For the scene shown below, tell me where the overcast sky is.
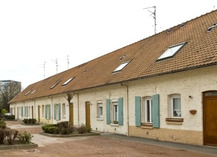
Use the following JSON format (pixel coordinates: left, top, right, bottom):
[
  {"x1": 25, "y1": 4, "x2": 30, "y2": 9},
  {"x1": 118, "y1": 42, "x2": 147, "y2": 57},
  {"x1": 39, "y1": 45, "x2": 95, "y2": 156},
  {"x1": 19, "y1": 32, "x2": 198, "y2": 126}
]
[{"x1": 0, "y1": 0, "x2": 216, "y2": 88}]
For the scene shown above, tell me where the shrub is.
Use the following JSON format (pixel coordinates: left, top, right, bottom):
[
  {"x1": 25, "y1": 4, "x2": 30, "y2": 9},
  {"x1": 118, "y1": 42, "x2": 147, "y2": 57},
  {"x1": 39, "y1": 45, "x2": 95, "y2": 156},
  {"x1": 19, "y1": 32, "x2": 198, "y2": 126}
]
[
  {"x1": 0, "y1": 129, "x2": 6, "y2": 144},
  {"x1": 17, "y1": 131, "x2": 33, "y2": 144},
  {"x1": 0, "y1": 119, "x2": 6, "y2": 129},
  {"x1": 5, "y1": 128, "x2": 19, "y2": 145},
  {"x1": 1, "y1": 109, "x2": 7, "y2": 116},
  {"x1": 57, "y1": 121, "x2": 74, "y2": 134},
  {"x1": 23, "y1": 118, "x2": 37, "y2": 124},
  {"x1": 42, "y1": 124, "x2": 59, "y2": 134},
  {"x1": 77, "y1": 125, "x2": 87, "y2": 134},
  {"x1": 4, "y1": 115, "x2": 15, "y2": 120}
]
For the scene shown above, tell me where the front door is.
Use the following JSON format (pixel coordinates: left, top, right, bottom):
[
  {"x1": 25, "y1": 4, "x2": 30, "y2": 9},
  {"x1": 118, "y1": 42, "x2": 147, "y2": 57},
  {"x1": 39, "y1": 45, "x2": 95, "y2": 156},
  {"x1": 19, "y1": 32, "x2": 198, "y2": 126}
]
[
  {"x1": 203, "y1": 91, "x2": 217, "y2": 146},
  {"x1": 38, "y1": 106, "x2": 40, "y2": 123},
  {"x1": 69, "y1": 103, "x2": 74, "y2": 126},
  {"x1": 85, "y1": 102, "x2": 91, "y2": 128}
]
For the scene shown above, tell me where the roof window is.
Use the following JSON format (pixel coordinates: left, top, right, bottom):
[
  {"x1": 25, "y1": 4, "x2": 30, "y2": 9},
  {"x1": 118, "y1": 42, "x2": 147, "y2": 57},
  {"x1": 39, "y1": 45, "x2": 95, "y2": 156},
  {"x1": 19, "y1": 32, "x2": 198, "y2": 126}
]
[
  {"x1": 157, "y1": 42, "x2": 186, "y2": 60},
  {"x1": 113, "y1": 61, "x2": 130, "y2": 73},
  {"x1": 25, "y1": 90, "x2": 31, "y2": 96},
  {"x1": 62, "y1": 77, "x2": 74, "y2": 86},
  {"x1": 31, "y1": 90, "x2": 36, "y2": 94},
  {"x1": 50, "y1": 80, "x2": 61, "y2": 89},
  {"x1": 207, "y1": 23, "x2": 217, "y2": 32}
]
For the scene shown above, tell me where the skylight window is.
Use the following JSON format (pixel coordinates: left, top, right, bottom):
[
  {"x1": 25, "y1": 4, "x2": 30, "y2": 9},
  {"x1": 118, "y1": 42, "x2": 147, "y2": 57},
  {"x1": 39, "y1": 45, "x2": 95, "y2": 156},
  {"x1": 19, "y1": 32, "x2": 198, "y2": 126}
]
[
  {"x1": 25, "y1": 90, "x2": 31, "y2": 96},
  {"x1": 157, "y1": 42, "x2": 186, "y2": 60},
  {"x1": 207, "y1": 23, "x2": 217, "y2": 32},
  {"x1": 62, "y1": 77, "x2": 74, "y2": 86},
  {"x1": 31, "y1": 90, "x2": 36, "y2": 94},
  {"x1": 113, "y1": 61, "x2": 130, "y2": 73},
  {"x1": 50, "y1": 80, "x2": 61, "y2": 89}
]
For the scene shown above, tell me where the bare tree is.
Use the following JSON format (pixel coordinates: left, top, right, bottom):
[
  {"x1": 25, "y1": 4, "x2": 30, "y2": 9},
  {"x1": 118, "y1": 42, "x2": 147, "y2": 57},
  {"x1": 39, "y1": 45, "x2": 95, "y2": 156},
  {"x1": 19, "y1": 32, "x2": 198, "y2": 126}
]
[{"x1": 65, "y1": 92, "x2": 73, "y2": 126}]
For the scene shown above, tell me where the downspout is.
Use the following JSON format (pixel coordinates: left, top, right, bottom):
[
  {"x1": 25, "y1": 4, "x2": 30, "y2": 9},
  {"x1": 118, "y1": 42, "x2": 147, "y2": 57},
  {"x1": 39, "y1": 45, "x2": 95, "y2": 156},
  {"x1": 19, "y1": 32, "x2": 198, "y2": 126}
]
[{"x1": 121, "y1": 82, "x2": 129, "y2": 136}]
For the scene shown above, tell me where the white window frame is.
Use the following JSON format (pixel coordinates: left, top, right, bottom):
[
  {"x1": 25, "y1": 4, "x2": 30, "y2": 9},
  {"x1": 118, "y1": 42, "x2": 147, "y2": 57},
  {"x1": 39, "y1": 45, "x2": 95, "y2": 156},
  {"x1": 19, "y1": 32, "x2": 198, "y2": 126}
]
[
  {"x1": 55, "y1": 104, "x2": 60, "y2": 121},
  {"x1": 170, "y1": 94, "x2": 181, "y2": 118},
  {"x1": 46, "y1": 105, "x2": 50, "y2": 119},
  {"x1": 62, "y1": 103, "x2": 66, "y2": 118},
  {"x1": 113, "y1": 102, "x2": 118, "y2": 122},
  {"x1": 144, "y1": 97, "x2": 153, "y2": 123},
  {"x1": 42, "y1": 105, "x2": 45, "y2": 117},
  {"x1": 97, "y1": 101, "x2": 103, "y2": 119}
]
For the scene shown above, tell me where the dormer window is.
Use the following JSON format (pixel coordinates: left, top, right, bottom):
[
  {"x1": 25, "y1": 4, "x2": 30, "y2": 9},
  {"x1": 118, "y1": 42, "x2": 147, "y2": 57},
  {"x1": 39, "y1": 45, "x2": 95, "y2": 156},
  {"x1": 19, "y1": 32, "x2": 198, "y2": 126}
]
[
  {"x1": 157, "y1": 42, "x2": 186, "y2": 60},
  {"x1": 113, "y1": 61, "x2": 130, "y2": 73},
  {"x1": 62, "y1": 77, "x2": 74, "y2": 86}
]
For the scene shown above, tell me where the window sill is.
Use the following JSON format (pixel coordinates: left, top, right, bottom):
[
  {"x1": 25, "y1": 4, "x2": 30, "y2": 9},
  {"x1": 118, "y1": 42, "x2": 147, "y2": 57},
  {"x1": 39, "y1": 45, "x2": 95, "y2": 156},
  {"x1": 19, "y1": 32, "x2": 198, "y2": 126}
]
[
  {"x1": 166, "y1": 118, "x2": 184, "y2": 125},
  {"x1": 110, "y1": 123, "x2": 119, "y2": 127},
  {"x1": 141, "y1": 123, "x2": 153, "y2": 129},
  {"x1": 97, "y1": 117, "x2": 104, "y2": 121}
]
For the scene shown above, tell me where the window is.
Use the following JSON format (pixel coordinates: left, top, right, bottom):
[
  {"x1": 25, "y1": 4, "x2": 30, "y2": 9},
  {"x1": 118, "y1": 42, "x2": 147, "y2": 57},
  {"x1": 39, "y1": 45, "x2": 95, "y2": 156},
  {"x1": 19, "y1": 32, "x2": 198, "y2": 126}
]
[
  {"x1": 42, "y1": 105, "x2": 45, "y2": 117},
  {"x1": 97, "y1": 101, "x2": 103, "y2": 119},
  {"x1": 54, "y1": 104, "x2": 61, "y2": 121},
  {"x1": 25, "y1": 90, "x2": 31, "y2": 96},
  {"x1": 113, "y1": 61, "x2": 130, "y2": 73},
  {"x1": 170, "y1": 94, "x2": 181, "y2": 118},
  {"x1": 62, "y1": 103, "x2": 66, "y2": 118},
  {"x1": 62, "y1": 77, "x2": 74, "y2": 86},
  {"x1": 143, "y1": 97, "x2": 153, "y2": 124},
  {"x1": 50, "y1": 80, "x2": 61, "y2": 89},
  {"x1": 45, "y1": 105, "x2": 51, "y2": 119},
  {"x1": 113, "y1": 102, "x2": 118, "y2": 123},
  {"x1": 157, "y1": 42, "x2": 186, "y2": 60},
  {"x1": 207, "y1": 23, "x2": 217, "y2": 32}
]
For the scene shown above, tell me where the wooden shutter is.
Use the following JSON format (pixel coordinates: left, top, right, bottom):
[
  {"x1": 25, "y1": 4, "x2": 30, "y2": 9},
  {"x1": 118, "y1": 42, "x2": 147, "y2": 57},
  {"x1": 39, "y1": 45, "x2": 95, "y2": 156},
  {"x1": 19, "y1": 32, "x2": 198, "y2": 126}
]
[
  {"x1": 152, "y1": 94, "x2": 160, "y2": 128},
  {"x1": 135, "y1": 96, "x2": 141, "y2": 127},
  {"x1": 106, "y1": 99, "x2": 111, "y2": 124},
  {"x1": 118, "y1": 98, "x2": 123, "y2": 125}
]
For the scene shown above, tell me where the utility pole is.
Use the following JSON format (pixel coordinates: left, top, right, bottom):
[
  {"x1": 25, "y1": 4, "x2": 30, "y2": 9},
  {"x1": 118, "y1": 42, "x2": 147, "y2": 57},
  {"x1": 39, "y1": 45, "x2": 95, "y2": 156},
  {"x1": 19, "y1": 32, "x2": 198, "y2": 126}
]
[{"x1": 143, "y1": 6, "x2": 157, "y2": 34}]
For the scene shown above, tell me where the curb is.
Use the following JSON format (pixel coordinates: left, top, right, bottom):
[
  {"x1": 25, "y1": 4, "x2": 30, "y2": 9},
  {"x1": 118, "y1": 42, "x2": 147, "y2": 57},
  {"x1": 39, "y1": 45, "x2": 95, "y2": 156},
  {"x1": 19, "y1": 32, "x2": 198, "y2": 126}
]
[
  {"x1": 0, "y1": 143, "x2": 38, "y2": 150},
  {"x1": 40, "y1": 132, "x2": 100, "y2": 137}
]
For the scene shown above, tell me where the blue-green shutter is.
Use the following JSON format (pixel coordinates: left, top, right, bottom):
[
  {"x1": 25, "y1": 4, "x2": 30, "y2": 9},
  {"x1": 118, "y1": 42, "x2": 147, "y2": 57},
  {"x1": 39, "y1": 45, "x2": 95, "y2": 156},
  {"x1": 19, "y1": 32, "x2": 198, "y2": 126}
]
[
  {"x1": 59, "y1": 103, "x2": 61, "y2": 120},
  {"x1": 45, "y1": 105, "x2": 47, "y2": 119},
  {"x1": 135, "y1": 96, "x2": 141, "y2": 127},
  {"x1": 106, "y1": 99, "x2": 111, "y2": 124},
  {"x1": 21, "y1": 107, "x2": 23, "y2": 117},
  {"x1": 54, "y1": 104, "x2": 56, "y2": 120},
  {"x1": 49, "y1": 105, "x2": 51, "y2": 119},
  {"x1": 118, "y1": 98, "x2": 123, "y2": 125},
  {"x1": 152, "y1": 94, "x2": 160, "y2": 128}
]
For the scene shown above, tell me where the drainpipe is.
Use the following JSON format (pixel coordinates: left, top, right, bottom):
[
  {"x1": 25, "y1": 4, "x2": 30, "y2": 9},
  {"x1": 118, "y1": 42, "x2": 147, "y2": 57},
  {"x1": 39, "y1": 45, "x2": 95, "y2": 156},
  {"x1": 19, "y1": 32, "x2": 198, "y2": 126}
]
[{"x1": 121, "y1": 82, "x2": 129, "y2": 136}]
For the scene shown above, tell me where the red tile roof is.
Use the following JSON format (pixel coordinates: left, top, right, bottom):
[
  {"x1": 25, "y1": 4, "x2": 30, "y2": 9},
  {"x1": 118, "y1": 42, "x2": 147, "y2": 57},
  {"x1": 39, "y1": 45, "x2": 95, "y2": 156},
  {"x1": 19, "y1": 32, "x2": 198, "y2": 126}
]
[{"x1": 10, "y1": 10, "x2": 217, "y2": 103}]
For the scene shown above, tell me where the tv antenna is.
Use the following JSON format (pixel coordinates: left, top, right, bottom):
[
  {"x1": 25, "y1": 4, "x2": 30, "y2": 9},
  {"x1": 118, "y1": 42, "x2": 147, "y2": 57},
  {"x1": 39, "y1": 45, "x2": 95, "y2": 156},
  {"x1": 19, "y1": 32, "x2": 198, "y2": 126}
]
[
  {"x1": 43, "y1": 61, "x2": 46, "y2": 78},
  {"x1": 143, "y1": 6, "x2": 156, "y2": 34}
]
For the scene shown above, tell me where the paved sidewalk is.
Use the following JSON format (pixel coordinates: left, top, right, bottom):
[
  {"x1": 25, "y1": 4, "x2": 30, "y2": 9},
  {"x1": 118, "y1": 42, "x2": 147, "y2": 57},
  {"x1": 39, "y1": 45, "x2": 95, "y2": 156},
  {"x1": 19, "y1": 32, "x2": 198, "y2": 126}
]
[{"x1": 102, "y1": 133, "x2": 217, "y2": 156}]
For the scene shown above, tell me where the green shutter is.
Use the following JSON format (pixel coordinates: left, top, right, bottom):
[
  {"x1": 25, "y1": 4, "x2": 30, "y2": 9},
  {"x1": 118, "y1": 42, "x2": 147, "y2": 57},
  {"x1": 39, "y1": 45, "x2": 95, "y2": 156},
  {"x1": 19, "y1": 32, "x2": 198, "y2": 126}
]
[
  {"x1": 21, "y1": 107, "x2": 23, "y2": 117},
  {"x1": 45, "y1": 105, "x2": 47, "y2": 119},
  {"x1": 135, "y1": 96, "x2": 141, "y2": 127},
  {"x1": 59, "y1": 103, "x2": 61, "y2": 120},
  {"x1": 118, "y1": 98, "x2": 123, "y2": 125},
  {"x1": 54, "y1": 104, "x2": 56, "y2": 120},
  {"x1": 49, "y1": 105, "x2": 51, "y2": 119},
  {"x1": 152, "y1": 94, "x2": 160, "y2": 128},
  {"x1": 106, "y1": 99, "x2": 111, "y2": 124}
]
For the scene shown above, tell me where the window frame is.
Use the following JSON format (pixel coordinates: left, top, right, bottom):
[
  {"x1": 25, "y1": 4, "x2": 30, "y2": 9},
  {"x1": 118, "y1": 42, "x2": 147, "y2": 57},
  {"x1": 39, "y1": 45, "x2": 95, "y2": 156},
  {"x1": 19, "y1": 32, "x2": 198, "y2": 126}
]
[
  {"x1": 157, "y1": 42, "x2": 186, "y2": 60},
  {"x1": 62, "y1": 103, "x2": 66, "y2": 118},
  {"x1": 42, "y1": 105, "x2": 45, "y2": 117},
  {"x1": 113, "y1": 61, "x2": 130, "y2": 73},
  {"x1": 97, "y1": 101, "x2": 103, "y2": 119},
  {"x1": 170, "y1": 94, "x2": 181, "y2": 118},
  {"x1": 112, "y1": 101, "x2": 119, "y2": 123},
  {"x1": 144, "y1": 97, "x2": 153, "y2": 123}
]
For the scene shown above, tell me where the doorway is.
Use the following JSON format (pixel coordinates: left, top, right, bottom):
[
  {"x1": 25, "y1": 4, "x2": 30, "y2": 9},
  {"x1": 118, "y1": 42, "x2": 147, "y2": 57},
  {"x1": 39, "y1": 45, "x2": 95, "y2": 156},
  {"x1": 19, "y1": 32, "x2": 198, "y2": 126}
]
[
  {"x1": 38, "y1": 106, "x2": 40, "y2": 123},
  {"x1": 69, "y1": 103, "x2": 74, "y2": 126},
  {"x1": 203, "y1": 91, "x2": 217, "y2": 146}
]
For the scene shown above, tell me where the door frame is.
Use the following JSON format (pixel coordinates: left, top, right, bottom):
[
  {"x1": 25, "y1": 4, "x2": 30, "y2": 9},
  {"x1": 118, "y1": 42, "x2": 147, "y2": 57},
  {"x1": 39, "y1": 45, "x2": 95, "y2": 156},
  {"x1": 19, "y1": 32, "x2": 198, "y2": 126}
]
[{"x1": 203, "y1": 90, "x2": 217, "y2": 146}]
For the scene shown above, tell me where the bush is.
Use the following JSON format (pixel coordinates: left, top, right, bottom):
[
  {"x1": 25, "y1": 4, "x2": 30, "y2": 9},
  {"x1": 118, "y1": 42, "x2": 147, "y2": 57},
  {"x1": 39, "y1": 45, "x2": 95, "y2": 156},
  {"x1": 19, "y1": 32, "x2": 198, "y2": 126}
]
[
  {"x1": 77, "y1": 125, "x2": 87, "y2": 134},
  {"x1": 17, "y1": 131, "x2": 33, "y2": 144},
  {"x1": 4, "y1": 115, "x2": 15, "y2": 120},
  {"x1": 5, "y1": 128, "x2": 19, "y2": 145},
  {"x1": 0, "y1": 119, "x2": 6, "y2": 129},
  {"x1": 0, "y1": 129, "x2": 6, "y2": 144},
  {"x1": 42, "y1": 124, "x2": 59, "y2": 134},
  {"x1": 1, "y1": 109, "x2": 7, "y2": 116},
  {"x1": 23, "y1": 118, "x2": 37, "y2": 124}
]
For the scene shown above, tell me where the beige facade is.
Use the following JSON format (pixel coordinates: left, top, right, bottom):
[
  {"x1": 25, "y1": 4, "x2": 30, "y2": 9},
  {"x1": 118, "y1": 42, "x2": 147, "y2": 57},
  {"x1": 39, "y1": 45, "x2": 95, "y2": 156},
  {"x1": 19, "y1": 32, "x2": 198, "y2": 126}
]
[{"x1": 10, "y1": 65, "x2": 217, "y2": 145}]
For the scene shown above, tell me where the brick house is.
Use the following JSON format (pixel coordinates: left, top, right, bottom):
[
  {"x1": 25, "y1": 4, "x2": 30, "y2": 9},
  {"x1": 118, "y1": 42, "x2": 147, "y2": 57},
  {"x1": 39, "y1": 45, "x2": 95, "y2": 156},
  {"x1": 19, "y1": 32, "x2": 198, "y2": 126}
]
[{"x1": 10, "y1": 10, "x2": 217, "y2": 146}]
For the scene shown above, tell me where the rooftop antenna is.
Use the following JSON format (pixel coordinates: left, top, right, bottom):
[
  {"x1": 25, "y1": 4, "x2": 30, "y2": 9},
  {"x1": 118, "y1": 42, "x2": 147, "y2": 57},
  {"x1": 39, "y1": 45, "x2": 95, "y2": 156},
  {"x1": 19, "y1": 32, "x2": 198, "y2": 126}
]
[
  {"x1": 67, "y1": 55, "x2": 69, "y2": 69},
  {"x1": 143, "y1": 6, "x2": 156, "y2": 34},
  {"x1": 43, "y1": 61, "x2": 46, "y2": 78},
  {"x1": 55, "y1": 58, "x2": 58, "y2": 73}
]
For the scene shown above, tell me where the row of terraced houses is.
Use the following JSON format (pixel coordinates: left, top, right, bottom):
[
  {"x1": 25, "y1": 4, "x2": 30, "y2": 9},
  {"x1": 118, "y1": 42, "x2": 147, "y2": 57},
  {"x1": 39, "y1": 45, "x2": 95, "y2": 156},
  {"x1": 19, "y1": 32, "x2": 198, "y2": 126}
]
[{"x1": 10, "y1": 10, "x2": 217, "y2": 147}]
